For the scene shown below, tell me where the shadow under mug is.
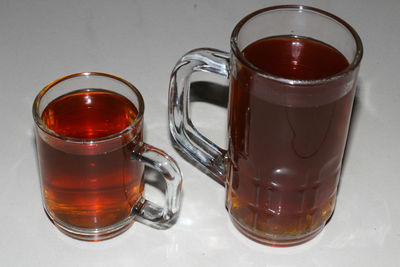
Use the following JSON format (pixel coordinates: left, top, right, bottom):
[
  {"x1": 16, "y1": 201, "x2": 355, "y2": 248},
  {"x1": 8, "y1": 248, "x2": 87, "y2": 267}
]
[
  {"x1": 169, "y1": 5, "x2": 362, "y2": 246},
  {"x1": 33, "y1": 72, "x2": 182, "y2": 241}
]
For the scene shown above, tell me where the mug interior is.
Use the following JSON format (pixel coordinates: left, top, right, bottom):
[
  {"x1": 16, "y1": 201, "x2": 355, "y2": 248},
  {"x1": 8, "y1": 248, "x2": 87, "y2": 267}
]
[
  {"x1": 32, "y1": 72, "x2": 145, "y2": 143},
  {"x1": 231, "y1": 5, "x2": 363, "y2": 84}
]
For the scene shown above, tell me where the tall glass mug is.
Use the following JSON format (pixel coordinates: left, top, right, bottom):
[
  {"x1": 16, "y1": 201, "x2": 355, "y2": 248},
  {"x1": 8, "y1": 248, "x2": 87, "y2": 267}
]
[
  {"x1": 33, "y1": 72, "x2": 182, "y2": 241},
  {"x1": 169, "y1": 5, "x2": 362, "y2": 246}
]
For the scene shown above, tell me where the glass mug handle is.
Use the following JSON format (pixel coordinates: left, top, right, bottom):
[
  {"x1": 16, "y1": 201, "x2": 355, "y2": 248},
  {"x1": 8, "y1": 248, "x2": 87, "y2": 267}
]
[
  {"x1": 132, "y1": 142, "x2": 183, "y2": 229},
  {"x1": 169, "y1": 48, "x2": 230, "y2": 183}
]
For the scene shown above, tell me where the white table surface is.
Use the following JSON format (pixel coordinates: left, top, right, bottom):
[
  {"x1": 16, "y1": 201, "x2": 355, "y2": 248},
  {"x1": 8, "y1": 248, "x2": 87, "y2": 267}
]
[{"x1": 1, "y1": 0, "x2": 399, "y2": 266}]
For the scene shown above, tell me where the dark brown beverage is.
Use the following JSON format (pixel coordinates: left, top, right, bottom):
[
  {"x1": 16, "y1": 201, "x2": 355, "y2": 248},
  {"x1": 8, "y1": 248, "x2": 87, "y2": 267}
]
[
  {"x1": 226, "y1": 36, "x2": 354, "y2": 243},
  {"x1": 37, "y1": 89, "x2": 144, "y2": 229}
]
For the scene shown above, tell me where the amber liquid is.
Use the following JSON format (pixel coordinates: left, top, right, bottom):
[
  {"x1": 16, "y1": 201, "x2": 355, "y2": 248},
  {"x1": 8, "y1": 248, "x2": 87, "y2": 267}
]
[
  {"x1": 226, "y1": 36, "x2": 354, "y2": 243},
  {"x1": 37, "y1": 89, "x2": 144, "y2": 229}
]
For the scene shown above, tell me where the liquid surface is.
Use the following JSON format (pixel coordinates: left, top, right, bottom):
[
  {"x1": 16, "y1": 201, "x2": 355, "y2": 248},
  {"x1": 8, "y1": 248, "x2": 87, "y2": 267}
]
[
  {"x1": 41, "y1": 89, "x2": 137, "y2": 139},
  {"x1": 226, "y1": 36, "x2": 353, "y2": 243},
  {"x1": 38, "y1": 90, "x2": 144, "y2": 229},
  {"x1": 242, "y1": 36, "x2": 348, "y2": 80}
]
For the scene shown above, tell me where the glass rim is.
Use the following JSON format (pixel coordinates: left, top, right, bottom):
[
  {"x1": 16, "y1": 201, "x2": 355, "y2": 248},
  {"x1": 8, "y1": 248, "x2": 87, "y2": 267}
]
[
  {"x1": 32, "y1": 72, "x2": 145, "y2": 144},
  {"x1": 230, "y1": 5, "x2": 364, "y2": 85}
]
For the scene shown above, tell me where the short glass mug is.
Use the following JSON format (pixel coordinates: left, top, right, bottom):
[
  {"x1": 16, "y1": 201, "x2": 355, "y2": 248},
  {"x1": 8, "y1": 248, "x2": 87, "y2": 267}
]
[
  {"x1": 33, "y1": 72, "x2": 182, "y2": 241},
  {"x1": 169, "y1": 5, "x2": 362, "y2": 246}
]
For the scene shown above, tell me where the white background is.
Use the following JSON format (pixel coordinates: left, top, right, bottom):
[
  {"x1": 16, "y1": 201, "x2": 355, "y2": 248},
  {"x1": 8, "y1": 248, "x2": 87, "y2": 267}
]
[{"x1": 1, "y1": 0, "x2": 399, "y2": 266}]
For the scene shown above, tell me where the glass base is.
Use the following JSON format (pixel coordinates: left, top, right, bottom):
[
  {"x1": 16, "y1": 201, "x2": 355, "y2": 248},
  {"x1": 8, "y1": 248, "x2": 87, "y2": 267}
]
[
  {"x1": 45, "y1": 208, "x2": 135, "y2": 241},
  {"x1": 230, "y1": 216, "x2": 325, "y2": 247}
]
